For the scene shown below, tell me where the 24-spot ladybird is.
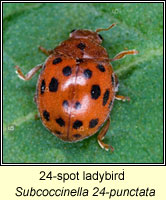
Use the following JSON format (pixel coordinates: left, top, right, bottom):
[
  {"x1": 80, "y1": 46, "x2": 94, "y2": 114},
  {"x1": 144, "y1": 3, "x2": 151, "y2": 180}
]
[{"x1": 15, "y1": 24, "x2": 138, "y2": 151}]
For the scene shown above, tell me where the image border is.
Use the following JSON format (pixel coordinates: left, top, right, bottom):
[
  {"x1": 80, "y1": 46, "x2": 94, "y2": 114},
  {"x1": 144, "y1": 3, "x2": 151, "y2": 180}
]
[{"x1": 1, "y1": 0, "x2": 165, "y2": 166}]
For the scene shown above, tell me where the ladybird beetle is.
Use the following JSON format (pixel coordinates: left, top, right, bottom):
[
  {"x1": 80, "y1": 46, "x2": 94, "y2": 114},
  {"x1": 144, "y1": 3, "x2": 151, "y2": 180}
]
[{"x1": 15, "y1": 24, "x2": 138, "y2": 151}]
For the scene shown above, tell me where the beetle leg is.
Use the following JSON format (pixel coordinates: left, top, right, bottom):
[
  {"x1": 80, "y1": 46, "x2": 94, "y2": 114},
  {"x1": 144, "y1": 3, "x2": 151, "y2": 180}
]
[
  {"x1": 110, "y1": 49, "x2": 138, "y2": 62},
  {"x1": 96, "y1": 23, "x2": 117, "y2": 33},
  {"x1": 97, "y1": 118, "x2": 114, "y2": 152},
  {"x1": 115, "y1": 95, "x2": 130, "y2": 101},
  {"x1": 15, "y1": 64, "x2": 42, "y2": 81},
  {"x1": 39, "y1": 46, "x2": 53, "y2": 56}
]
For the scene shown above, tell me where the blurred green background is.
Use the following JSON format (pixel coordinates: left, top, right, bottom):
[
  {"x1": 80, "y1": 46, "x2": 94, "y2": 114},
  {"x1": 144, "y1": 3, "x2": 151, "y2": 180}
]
[{"x1": 3, "y1": 3, "x2": 163, "y2": 163}]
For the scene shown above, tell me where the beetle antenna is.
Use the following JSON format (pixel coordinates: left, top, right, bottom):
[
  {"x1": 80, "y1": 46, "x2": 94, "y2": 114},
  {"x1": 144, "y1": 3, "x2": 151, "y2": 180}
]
[{"x1": 96, "y1": 23, "x2": 117, "y2": 33}]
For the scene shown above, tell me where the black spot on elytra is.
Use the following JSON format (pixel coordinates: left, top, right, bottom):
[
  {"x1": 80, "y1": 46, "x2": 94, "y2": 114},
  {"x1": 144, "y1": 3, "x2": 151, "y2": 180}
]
[
  {"x1": 49, "y1": 78, "x2": 58, "y2": 92},
  {"x1": 77, "y1": 42, "x2": 86, "y2": 50},
  {"x1": 91, "y1": 85, "x2": 101, "y2": 99},
  {"x1": 74, "y1": 101, "x2": 81, "y2": 110},
  {"x1": 53, "y1": 57, "x2": 62, "y2": 65},
  {"x1": 84, "y1": 69, "x2": 92, "y2": 79},
  {"x1": 103, "y1": 89, "x2": 110, "y2": 106},
  {"x1": 55, "y1": 131, "x2": 62, "y2": 135},
  {"x1": 63, "y1": 100, "x2": 69, "y2": 109},
  {"x1": 43, "y1": 110, "x2": 50, "y2": 121},
  {"x1": 89, "y1": 118, "x2": 99, "y2": 128},
  {"x1": 73, "y1": 120, "x2": 83, "y2": 129},
  {"x1": 73, "y1": 134, "x2": 81, "y2": 138},
  {"x1": 56, "y1": 117, "x2": 65, "y2": 127},
  {"x1": 63, "y1": 66, "x2": 72, "y2": 76},
  {"x1": 41, "y1": 79, "x2": 45, "y2": 94},
  {"x1": 97, "y1": 64, "x2": 105, "y2": 72}
]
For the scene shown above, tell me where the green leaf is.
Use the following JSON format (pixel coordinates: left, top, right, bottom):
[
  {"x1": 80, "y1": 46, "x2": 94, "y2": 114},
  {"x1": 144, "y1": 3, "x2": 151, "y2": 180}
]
[{"x1": 3, "y1": 3, "x2": 163, "y2": 163}]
